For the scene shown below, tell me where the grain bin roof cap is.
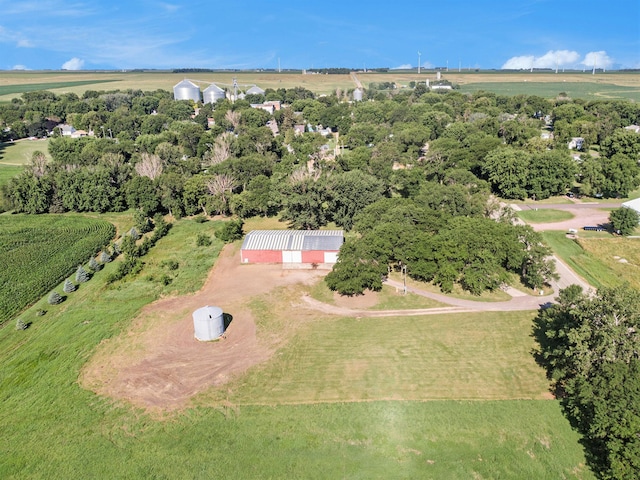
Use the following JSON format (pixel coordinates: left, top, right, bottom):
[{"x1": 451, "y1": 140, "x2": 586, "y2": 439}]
[{"x1": 174, "y1": 79, "x2": 199, "y2": 89}]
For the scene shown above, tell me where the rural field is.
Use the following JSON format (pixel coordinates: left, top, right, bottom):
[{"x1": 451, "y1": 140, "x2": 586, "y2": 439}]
[
  {"x1": 4, "y1": 69, "x2": 638, "y2": 478},
  {"x1": 0, "y1": 70, "x2": 639, "y2": 101},
  {"x1": 0, "y1": 214, "x2": 595, "y2": 479}
]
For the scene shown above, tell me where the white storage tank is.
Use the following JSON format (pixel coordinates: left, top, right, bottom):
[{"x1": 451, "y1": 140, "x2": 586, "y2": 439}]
[
  {"x1": 353, "y1": 88, "x2": 363, "y2": 101},
  {"x1": 192, "y1": 306, "x2": 224, "y2": 341},
  {"x1": 203, "y1": 83, "x2": 226, "y2": 104},
  {"x1": 173, "y1": 79, "x2": 201, "y2": 102}
]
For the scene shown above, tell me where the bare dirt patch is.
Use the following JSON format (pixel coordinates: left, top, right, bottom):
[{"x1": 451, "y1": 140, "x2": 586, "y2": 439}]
[
  {"x1": 79, "y1": 244, "x2": 325, "y2": 411},
  {"x1": 332, "y1": 289, "x2": 379, "y2": 309}
]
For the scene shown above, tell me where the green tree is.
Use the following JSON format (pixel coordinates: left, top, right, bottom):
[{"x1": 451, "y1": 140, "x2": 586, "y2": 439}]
[
  {"x1": 482, "y1": 147, "x2": 529, "y2": 199},
  {"x1": 63, "y1": 278, "x2": 76, "y2": 293},
  {"x1": 609, "y1": 207, "x2": 639, "y2": 235},
  {"x1": 533, "y1": 285, "x2": 640, "y2": 479},
  {"x1": 75, "y1": 264, "x2": 90, "y2": 283}
]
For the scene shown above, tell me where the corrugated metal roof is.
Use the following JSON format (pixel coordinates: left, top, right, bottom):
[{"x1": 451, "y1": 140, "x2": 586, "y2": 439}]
[{"x1": 241, "y1": 230, "x2": 344, "y2": 251}]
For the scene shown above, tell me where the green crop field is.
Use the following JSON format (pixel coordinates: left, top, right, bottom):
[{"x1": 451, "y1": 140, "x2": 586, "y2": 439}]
[
  {"x1": 459, "y1": 81, "x2": 640, "y2": 101},
  {"x1": 0, "y1": 79, "x2": 117, "y2": 97},
  {"x1": 0, "y1": 214, "x2": 592, "y2": 479},
  {"x1": 0, "y1": 214, "x2": 115, "y2": 325}
]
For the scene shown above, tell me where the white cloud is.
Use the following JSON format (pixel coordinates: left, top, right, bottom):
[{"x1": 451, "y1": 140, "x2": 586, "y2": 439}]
[
  {"x1": 11, "y1": 64, "x2": 28, "y2": 70},
  {"x1": 581, "y1": 51, "x2": 613, "y2": 69},
  {"x1": 61, "y1": 57, "x2": 84, "y2": 70},
  {"x1": 17, "y1": 38, "x2": 33, "y2": 47},
  {"x1": 392, "y1": 64, "x2": 413, "y2": 70},
  {"x1": 502, "y1": 49, "x2": 580, "y2": 69}
]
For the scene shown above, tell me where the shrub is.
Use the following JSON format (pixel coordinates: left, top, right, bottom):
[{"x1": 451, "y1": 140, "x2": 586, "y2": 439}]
[
  {"x1": 75, "y1": 265, "x2": 90, "y2": 283},
  {"x1": 194, "y1": 215, "x2": 208, "y2": 223},
  {"x1": 196, "y1": 233, "x2": 212, "y2": 247},
  {"x1": 217, "y1": 219, "x2": 244, "y2": 243},
  {"x1": 88, "y1": 257, "x2": 100, "y2": 272},
  {"x1": 134, "y1": 210, "x2": 153, "y2": 234},
  {"x1": 15, "y1": 318, "x2": 28, "y2": 330},
  {"x1": 159, "y1": 274, "x2": 173, "y2": 286},
  {"x1": 36, "y1": 309, "x2": 47, "y2": 317},
  {"x1": 63, "y1": 278, "x2": 76, "y2": 293},
  {"x1": 48, "y1": 291, "x2": 63, "y2": 305},
  {"x1": 129, "y1": 227, "x2": 140, "y2": 240},
  {"x1": 160, "y1": 259, "x2": 179, "y2": 270},
  {"x1": 100, "y1": 251, "x2": 112, "y2": 263}
]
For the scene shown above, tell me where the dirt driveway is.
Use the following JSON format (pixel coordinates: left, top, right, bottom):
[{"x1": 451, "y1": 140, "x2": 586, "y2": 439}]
[
  {"x1": 513, "y1": 202, "x2": 620, "y2": 232},
  {"x1": 80, "y1": 244, "x2": 325, "y2": 411}
]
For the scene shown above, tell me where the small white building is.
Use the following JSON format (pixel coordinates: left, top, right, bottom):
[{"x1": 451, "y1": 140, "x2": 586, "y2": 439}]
[{"x1": 621, "y1": 198, "x2": 640, "y2": 220}]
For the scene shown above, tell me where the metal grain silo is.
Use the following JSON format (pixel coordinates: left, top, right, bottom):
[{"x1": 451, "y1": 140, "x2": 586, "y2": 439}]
[
  {"x1": 203, "y1": 84, "x2": 226, "y2": 104},
  {"x1": 353, "y1": 88, "x2": 363, "y2": 101},
  {"x1": 192, "y1": 306, "x2": 224, "y2": 341},
  {"x1": 173, "y1": 79, "x2": 201, "y2": 102}
]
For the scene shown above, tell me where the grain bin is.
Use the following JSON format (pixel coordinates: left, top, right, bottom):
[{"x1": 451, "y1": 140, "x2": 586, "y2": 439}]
[
  {"x1": 192, "y1": 306, "x2": 224, "y2": 341},
  {"x1": 203, "y1": 83, "x2": 226, "y2": 104},
  {"x1": 353, "y1": 88, "x2": 363, "y2": 101},
  {"x1": 173, "y1": 79, "x2": 201, "y2": 102}
]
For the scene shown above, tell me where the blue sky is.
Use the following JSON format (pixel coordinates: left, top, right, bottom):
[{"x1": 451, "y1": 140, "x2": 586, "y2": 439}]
[{"x1": 1, "y1": 0, "x2": 638, "y2": 71}]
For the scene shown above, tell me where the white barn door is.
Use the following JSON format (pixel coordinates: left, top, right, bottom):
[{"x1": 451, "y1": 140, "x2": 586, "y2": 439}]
[{"x1": 282, "y1": 251, "x2": 302, "y2": 263}]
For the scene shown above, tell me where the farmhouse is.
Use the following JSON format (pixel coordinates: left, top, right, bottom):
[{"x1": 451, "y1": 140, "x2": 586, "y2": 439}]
[{"x1": 240, "y1": 230, "x2": 344, "y2": 266}]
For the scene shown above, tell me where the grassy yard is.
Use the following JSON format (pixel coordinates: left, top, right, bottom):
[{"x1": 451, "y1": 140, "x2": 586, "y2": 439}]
[
  {"x1": 204, "y1": 300, "x2": 550, "y2": 404},
  {"x1": 0, "y1": 139, "x2": 51, "y2": 165},
  {"x1": 517, "y1": 209, "x2": 575, "y2": 223},
  {"x1": 309, "y1": 280, "x2": 446, "y2": 310},
  {"x1": 0, "y1": 165, "x2": 22, "y2": 188}
]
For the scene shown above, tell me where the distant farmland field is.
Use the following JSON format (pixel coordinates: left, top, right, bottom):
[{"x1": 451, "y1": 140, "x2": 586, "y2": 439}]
[
  {"x1": 459, "y1": 81, "x2": 640, "y2": 101},
  {"x1": 0, "y1": 79, "x2": 117, "y2": 98},
  {"x1": 1, "y1": 70, "x2": 639, "y2": 101}
]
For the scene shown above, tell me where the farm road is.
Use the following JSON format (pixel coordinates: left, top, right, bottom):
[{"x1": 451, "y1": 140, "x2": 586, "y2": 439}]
[{"x1": 513, "y1": 201, "x2": 621, "y2": 232}]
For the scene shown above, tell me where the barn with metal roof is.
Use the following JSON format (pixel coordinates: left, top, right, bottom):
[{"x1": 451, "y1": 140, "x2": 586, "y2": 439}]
[{"x1": 240, "y1": 230, "x2": 344, "y2": 266}]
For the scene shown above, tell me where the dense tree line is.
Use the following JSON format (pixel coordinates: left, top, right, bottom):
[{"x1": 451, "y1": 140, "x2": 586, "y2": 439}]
[
  {"x1": 1, "y1": 83, "x2": 639, "y2": 292},
  {"x1": 534, "y1": 285, "x2": 640, "y2": 479}
]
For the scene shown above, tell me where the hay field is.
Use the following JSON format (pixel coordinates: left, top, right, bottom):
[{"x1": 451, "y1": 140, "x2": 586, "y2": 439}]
[
  {"x1": 0, "y1": 71, "x2": 354, "y2": 101},
  {"x1": 1, "y1": 70, "x2": 639, "y2": 101}
]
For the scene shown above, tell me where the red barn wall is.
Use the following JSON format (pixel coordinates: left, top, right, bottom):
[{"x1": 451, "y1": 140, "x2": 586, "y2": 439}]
[
  {"x1": 301, "y1": 251, "x2": 326, "y2": 264},
  {"x1": 241, "y1": 250, "x2": 282, "y2": 263}
]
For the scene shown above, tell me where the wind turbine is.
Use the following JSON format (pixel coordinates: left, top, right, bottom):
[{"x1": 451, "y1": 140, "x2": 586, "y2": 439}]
[{"x1": 418, "y1": 51, "x2": 421, "y2": 74}]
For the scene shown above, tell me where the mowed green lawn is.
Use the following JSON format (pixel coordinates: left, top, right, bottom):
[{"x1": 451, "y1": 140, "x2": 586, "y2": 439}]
[
  {"x1": 0, "y1": 139, "x2": 51, "y2": 188},
  {"x1": 517, "y1": 208, "x2": 575, "y2": 223},
  {"x1": 0, "y1": 139, "x2": 51, "y2": 165},
  {"x1": 0, "y1": 214, "x2": 593, "y2": 479},
  {"x1": 204, "y1": 305, "x2": 550, "y2": 405}
]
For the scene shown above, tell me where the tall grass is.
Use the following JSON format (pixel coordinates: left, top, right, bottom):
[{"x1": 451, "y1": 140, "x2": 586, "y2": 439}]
[{"x1": 542, "y1": 231, "x2": 621, "y2": 288}]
